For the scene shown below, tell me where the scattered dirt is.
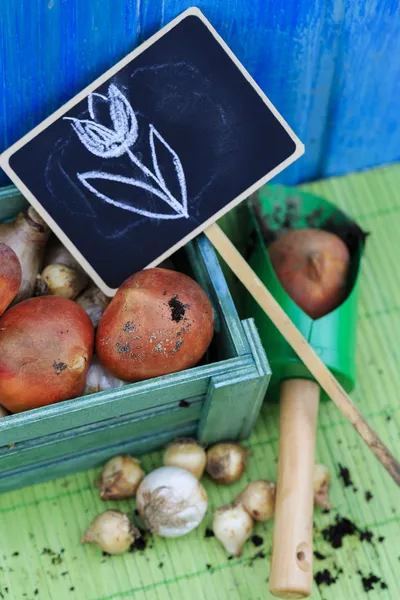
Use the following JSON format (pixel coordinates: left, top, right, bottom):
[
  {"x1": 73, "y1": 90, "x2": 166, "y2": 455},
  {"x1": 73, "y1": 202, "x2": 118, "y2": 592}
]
[
  {"x1": 129, "y1": 528, "x2": 150, "y2": 553},
  {"x1": 321, "y1": 514, "x2": 376, "y2": 550},
  {"x1": 174, "y1": 339, "x2": 184, "y2": 353},
  {"x1": 321, "y1": 516, "x2": 358, "y2": 548},
  {"x1": 130, "y1": 537, "x2": 147, "y2": 551},
  {"x1": 358, "y1": 571, "x2": 388, "y2": 592},
  {"x1": 116, "y1": 342, "x2": 131, "y2": 354},
  {"x1": 251, "y1": 195, "x2": 368, "y2": 259},
  {"x1": 168, "y1": 295, "x2": 189, "y2": 322},
  {"x1": 338, "y1": 464, "x2": 353, "y2": 488},
  {"x1": 53, "y1": 361, "x2": 67, "y2": 375},
  {"x1": 359, "y1": 530, "x2": 373, "y2": 543},
  {"x1": 315, "y1": 569, "x2": 339, "y2": 587},
  {"x1": 251, "y1": 535, "x2": 264, "y2": 547}
]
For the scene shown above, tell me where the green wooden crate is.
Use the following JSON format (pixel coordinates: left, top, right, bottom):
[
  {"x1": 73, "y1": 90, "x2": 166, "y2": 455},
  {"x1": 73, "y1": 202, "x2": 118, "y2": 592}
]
[{"x1": 0, "y1": 185, "x2": 271, "y2": 493}]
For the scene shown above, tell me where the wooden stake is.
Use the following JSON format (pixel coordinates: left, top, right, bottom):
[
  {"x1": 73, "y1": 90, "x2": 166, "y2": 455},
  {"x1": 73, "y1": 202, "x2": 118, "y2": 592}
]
[
  {"x1": 205, "y1": 223, "x2": 400, "y2": 486},
  {"x1": 269, "y1": 380, "x2": 319, "y2": 598}
]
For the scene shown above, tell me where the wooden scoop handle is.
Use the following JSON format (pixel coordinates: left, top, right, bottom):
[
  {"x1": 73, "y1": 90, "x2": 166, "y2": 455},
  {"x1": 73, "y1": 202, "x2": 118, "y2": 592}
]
[
  {"x1": 269, "y1": 379, "x2": 319, "y2": 598},
  {"x1": 205, "y1": 223, "x2": 400, "y2": 486}
]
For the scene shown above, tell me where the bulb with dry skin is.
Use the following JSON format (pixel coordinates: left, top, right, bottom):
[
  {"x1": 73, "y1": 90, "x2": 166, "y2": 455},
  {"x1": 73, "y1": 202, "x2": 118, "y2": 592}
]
[
  {"x1": 0, "y1": 296, "x2": 94, "y2": 413},
  {"x1": 0, "y1": 243, "x2": 22, "y2": 315},
  {"x1": 313, "y1": 463, "x2": 331, "y2": 509},
  {"x1": 76, "y1": 284, "x2": 110, "y2": 328},
  {"x1": 235, "y1": 480, "x2": 276, "y2": 522},
  {"x1": 268, "y1": 228, "x2": 350, "y2": 319},
  {"x1": 136, "y1": 466, "x2": 208, "y2": 538},
  {"x1": 36, "y1": 238, "x2": 89, "y2": 299},
  {"x1": 213, "y1": 504, "x2": 253, "y2": 556},
  {"x1": 206, "y1": 443, "x2": 248, "y2": 484},
  {"x1": 85, "y1": 356, "x2": 126, "y2": 395},
  {"x1": 0, "y1": 206, "x2": 50, "y2": 304},
  {"x1": 36, "y1": 264, "x2": 89, "y2": 299},
  {"x1": 81, "y1": 510, "x2": 139, "y2": 554},
  {"x1": 163, "y1": 438, "x2": 207, "y2": 479},
  {"x1": 98, "y1": 456, "x2": 145, "y2": 500},
  {"x1": 96, "y1": 268, "x2": 214, "y2": 382}
]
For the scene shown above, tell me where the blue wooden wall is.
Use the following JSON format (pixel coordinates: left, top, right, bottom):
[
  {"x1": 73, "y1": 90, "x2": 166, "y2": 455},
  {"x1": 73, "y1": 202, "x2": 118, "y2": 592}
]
[{"x1": 1, "y1": 0, "x2": 399, "y2": 187}]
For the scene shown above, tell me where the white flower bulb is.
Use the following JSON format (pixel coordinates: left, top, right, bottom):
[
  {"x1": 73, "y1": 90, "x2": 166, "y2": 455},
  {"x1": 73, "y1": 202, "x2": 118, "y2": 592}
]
[
  {"x1": 206, "y1": 443, "x2": 248, "y2": 484},
  {"x1": 136, "y1": 466, "x2": 208, "y2": 538},
  {"x1": 235, "y1": 480, "x2": 276, "y2": 522},
  {"x1": 212, "y1": 504, "x2": 253, "y2": 556},
  {"x1": 81, "y1": 510, "x2": 139, "y2": 554},
  {"x1": 163, "y1": 438, "x2": 207, "y2": 479},
  {"x1": 98, "y1": 455, "x2": 144, "y2": 500}
]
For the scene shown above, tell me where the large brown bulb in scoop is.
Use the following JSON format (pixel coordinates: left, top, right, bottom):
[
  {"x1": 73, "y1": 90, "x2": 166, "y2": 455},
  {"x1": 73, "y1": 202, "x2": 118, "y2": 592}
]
[
  {"x1": 268, "y1": 228, "x2": 350, "y2": 319},
  {"x1": 0, "y1": 296, "x2": 94, "y2": 413},
  {"x1": 96, "y1": 268, "x2": 214, "y2": 381}
]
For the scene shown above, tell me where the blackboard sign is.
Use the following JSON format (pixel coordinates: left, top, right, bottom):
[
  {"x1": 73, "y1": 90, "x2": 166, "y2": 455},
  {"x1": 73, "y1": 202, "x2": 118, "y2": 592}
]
[{"x1": 0, "y1": 8, "x2": 303, "y2": 295}]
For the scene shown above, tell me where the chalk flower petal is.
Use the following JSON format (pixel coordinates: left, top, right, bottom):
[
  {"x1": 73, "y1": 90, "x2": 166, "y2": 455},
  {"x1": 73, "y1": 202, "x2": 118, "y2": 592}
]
[
  {"x1": 108, "y1": 84, "x2": 138, "y2": 146},
  {"x1": 66, "y1": 118, "x2": 126, "y2": 158},
  {"x1": 65, "y1": 85, "x2": 138, "y2": 158}
]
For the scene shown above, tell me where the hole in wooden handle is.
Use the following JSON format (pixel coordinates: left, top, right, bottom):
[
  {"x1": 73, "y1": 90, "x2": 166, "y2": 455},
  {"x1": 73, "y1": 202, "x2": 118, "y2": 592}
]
[{"x1": 296, "y1": 542, "x2": 311, "y2": 572}]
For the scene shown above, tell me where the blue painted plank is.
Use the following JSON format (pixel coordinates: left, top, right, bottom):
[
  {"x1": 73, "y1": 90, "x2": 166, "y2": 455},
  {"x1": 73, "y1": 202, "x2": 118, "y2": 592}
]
[
  {"x1": 322, "y1": 0, "x2": 400, "y2": 177},
  {"x1": 0, "y1": 0, "x2": 399, "y2": 188}
]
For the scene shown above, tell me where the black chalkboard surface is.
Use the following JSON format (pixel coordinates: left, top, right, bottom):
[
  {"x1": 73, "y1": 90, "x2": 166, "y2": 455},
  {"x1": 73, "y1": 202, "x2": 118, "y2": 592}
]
[{"x1": 1, "y1": 8, "x2": 303, "y2": 295}]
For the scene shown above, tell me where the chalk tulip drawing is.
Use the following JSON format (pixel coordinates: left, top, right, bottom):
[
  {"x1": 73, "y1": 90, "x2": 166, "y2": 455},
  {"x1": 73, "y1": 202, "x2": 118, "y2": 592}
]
[{"x1": 64, "y1": 83, "x2": 189, "y2": 221}]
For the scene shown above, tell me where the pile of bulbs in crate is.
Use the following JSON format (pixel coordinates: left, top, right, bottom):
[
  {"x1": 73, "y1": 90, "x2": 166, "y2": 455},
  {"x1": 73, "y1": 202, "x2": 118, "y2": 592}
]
[
  {"x1": 0, "y1": 205, "x2": 214, "y2": 414},
  {"x1": 80, "y1": 440, "x2": 330, "y2": 556}
]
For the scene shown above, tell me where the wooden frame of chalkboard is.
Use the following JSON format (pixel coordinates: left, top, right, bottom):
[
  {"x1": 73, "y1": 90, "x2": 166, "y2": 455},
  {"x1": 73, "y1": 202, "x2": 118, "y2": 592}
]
[{"x1": 0, "y1": 7, "x2": 303, "y2": 295}]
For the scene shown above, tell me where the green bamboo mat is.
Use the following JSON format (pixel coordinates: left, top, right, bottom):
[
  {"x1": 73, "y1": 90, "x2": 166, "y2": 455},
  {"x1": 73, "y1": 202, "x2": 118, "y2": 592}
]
[{"x1": 1, "y1": 165, "x2": 399, "y2": 600}]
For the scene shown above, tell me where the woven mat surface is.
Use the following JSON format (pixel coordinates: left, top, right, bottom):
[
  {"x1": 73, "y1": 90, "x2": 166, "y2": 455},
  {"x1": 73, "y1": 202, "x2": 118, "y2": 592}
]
[{"x1": 1, "y1": 165, "x2": 399, "y2": 600}]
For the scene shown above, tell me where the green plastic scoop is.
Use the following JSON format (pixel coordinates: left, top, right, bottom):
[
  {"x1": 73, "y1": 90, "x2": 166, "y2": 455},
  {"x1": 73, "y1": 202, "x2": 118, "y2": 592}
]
[
  {"x1": 246, "y1": 185, "x2": 366, "y2": 598},
  {"x1": 248, "y1": 186, "x2": 365, "y2": 397}
]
